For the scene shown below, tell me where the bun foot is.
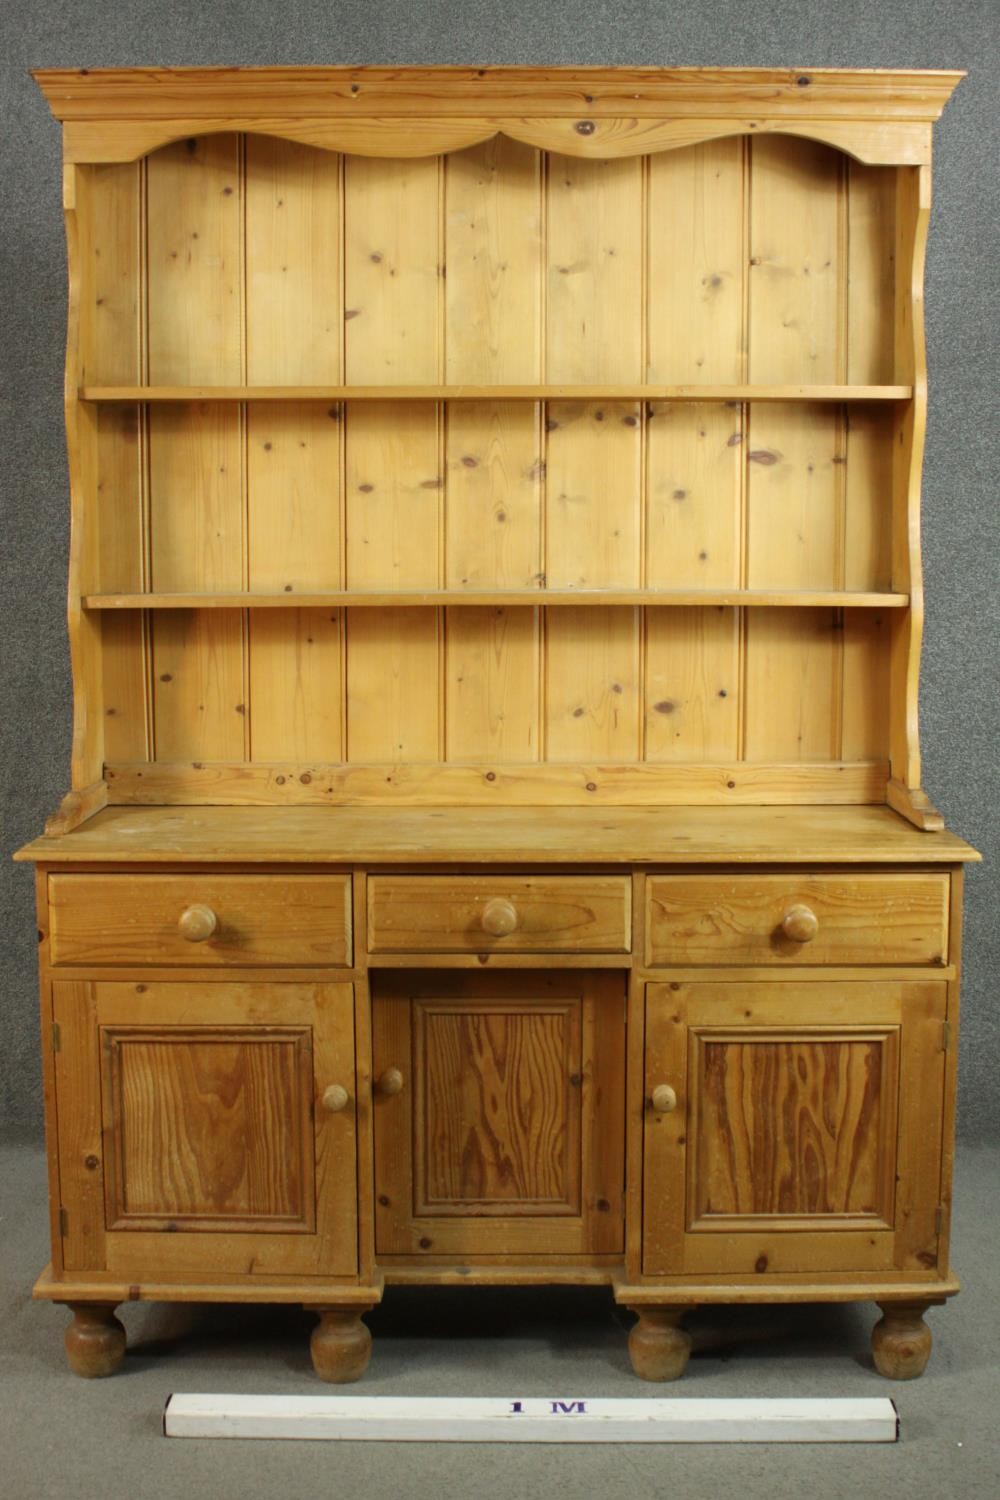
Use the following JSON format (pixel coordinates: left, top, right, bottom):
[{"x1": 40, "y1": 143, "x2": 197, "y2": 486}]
[
  {"x1": 626, "y1": 1305, "x2": 694, "y2": 1381},
  {"x1": 872, "y1": 1301, "x2": 934, "y2": 1380},
  {"x1": 307, "y1": 1306, "x2": 373, "y2": 1383},
  {"x1": 64, "y1": 1303, "x2": 126, "y2": 1378}
]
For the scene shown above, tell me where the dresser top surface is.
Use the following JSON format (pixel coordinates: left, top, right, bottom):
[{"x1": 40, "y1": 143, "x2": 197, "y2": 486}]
[{"x1": 15, "y1": 805, "x2": 979, "y2": 866}]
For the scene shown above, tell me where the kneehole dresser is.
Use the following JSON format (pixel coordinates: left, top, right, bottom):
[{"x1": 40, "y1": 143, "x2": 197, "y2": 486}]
[{"x1": 18, "y1": 65, "x2": 979, "y2": 1383}]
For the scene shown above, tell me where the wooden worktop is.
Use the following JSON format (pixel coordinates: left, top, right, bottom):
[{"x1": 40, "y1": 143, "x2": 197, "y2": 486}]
[{"x1": 15, "y1": 804, "x2": 979, "y2": 866}]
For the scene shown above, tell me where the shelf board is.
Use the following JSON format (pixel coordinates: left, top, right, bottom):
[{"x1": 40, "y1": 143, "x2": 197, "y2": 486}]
[
  {"x1": 84, "y1": 590, "x2": 909, "y2": 611},
  {"x1": 78, "y1": 383, "x2": 913, "y2": 404}
]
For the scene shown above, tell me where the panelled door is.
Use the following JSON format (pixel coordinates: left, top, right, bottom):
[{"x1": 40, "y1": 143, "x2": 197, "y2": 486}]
[
  {"x1": 373, "y1": 970, "x2": 626, "y2": 1258},
  {"x1": 643, "y1": 980, "x2": 948, "y2": 1278},
  {"x1": 53, "y1": 980, "x2": 358, "y2": 1279}
]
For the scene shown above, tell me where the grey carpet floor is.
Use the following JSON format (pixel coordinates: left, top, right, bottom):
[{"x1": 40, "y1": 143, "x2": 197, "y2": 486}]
[{"x1": 1, "y1": 1141, "x2": 997, "y2": 1500}]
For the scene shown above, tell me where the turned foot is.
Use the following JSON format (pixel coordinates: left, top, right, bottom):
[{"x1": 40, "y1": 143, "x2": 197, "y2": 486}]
[
  {"x1": 626, "y1": 1305, "x2": 694, "y2": 1381},
  {"x1": 307, "y1": 1306, "x2": 373, "y2": 1383},
  {"x1": 64, "y1": 1303, "x2": 126, "y2": 1378},
  {"x1": 871, "y1": 1300, "x2": 934, "y2": 1380}
]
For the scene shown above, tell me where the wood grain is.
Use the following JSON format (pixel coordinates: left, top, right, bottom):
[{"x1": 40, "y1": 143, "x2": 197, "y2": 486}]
[
  {"x1": 367, "y1": 875, "x2": 630, "y2": 953},
  {"x1": 49, "y1": 873, "x2": 352, "y2": 966},
  {"x1": 643, "y1": 980, "x2": 947, "y2": 1277},
  {"x1": 19, "y1": 803, "x2": 978, "y2": 865},
  {"x1": 103, "y1": 1026, "x2": 314, "y2": 1229},
  {"x1": 645, "y1": 873, "x2": 949, "y2": 967},
  {"x1": 415, "y1": 1002, "x2": 581, "y2": 1211},
  {"x1": 372, "y1": 970, "x2": 625, "y2": 1258},
  {"x1": 691, "y1": 1030, "x2": 896, "y2": 1222}
]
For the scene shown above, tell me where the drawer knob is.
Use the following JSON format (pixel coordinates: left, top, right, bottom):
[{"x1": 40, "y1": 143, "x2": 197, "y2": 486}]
[
  {"x1": 321, "y1": 1084, "x2": 350, "y2": 1114},
  {"x1": 378, "y1": 1067, "x2": 405, "y2": 1097},
  {"x1": 178, "y1": 903, "x2": 218, "y2": 943},
  {"x1": 481, "y1": 897, "x2": 519, "y2": 937},
  {"x1": 781, "y1": 904, "x2": 819, "y2": 943},
  {"x1": 651, "y1": 1084, "x2": 678, "y2": 1114}
]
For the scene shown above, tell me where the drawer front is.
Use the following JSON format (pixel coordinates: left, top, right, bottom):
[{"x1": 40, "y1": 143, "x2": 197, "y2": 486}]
[
  {"x1": 645, "y1": 873, "x2": 949, "y2": 967},
  {"x1": 367, "y1": 876, "x2": 631, "y2": 953},
  {"x1": 48, "y1": 874, "x2": 352, "y2": 967}
]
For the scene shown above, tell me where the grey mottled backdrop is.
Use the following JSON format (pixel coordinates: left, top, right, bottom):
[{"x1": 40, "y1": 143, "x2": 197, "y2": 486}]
[{"x1": 1, "y1": 0, "x2": 997, "y2": 1142}]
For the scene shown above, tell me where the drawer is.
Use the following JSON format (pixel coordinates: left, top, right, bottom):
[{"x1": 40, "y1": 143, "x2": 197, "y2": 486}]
[
  {"x1": 644, "y1": 873, "x2": 949, "y2": 967},
  {"x1": 48, "y1": 874, "x2": 352, "y2": 967},
  {"x1": 367, "y1": 875, "x2": 631, "y2": 953}
]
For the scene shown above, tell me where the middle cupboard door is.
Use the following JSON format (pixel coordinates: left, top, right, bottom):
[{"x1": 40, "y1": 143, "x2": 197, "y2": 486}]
[{"x1": 372, "y1": 970, "x2": 625, "y2": 1259}]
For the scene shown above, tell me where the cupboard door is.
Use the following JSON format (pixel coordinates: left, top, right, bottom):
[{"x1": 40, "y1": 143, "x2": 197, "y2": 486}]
[
  {"x1": 373, "y1": 971, "x2": 625, "y2": 1258},
  {"x1": 53, "y1": 981, "x2": 358, "y2": 1279},
  {"x1": 643, "y1": 981, "x2": 947, "y2": 1278}
]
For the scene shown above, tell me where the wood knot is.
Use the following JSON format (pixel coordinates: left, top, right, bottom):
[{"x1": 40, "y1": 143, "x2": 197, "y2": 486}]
[{"x1": 574, "y1": 120, "x2": 597, "y2": 135}]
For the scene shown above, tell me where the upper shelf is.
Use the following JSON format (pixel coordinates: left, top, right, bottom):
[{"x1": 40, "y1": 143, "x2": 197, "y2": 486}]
[
  {"x1": 84, "y1": 589, "x2": 909, "y2": 610},
  {"x1": 79, "y1": 384, "x2": 914, "y2": 404}
]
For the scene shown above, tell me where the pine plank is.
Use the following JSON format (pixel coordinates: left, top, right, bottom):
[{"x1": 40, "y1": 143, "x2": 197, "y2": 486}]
[
  {"x1": 244, "y1": 137, "x2": 344, "y2": 762},
  {"x1": 546, "y1": 155, "x2": 643, "y2": 759},
  {"x1": 344, "y1": 157, "x2": 441, "y2": 761},
  {"x1": 444, "y1": 138, "x2": 543, "y2": 760},
  {"x1": 83, "y1": 163, "x2": 148, "y2": 761},
  {"x1": 147, "y1": 136, "x2": 245, "y2": 762},
  {"x1": 646, "y1": 140, "x2": 744, "y2": 384},
  {"x1": 744, "y1": 609, "x2": 840, "y2": 762},
  {"x1": 244, "y1": 136, "x2": 341, "y2": 384},
  {"x1": 745, "y1": 138, "x2": 847, "y2": 764},
  {"x1": 645, "y1": 607, "x2": 740, "y2": 761},
  {"x1": 85, "y1": 588, "x2": 910, "y2": 609},
  {"x1": 81, "y1": 383, "x2": 913, "y2": 401},
  {"x1": 18, "y1": 803, "x2": 978, "y2": 865}
]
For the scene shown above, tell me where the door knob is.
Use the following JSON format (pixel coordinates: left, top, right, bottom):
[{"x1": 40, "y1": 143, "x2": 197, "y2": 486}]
[
  {"x1": 481, "y1": 897, "x2": 518, "y2": 936},
  {"x1": 378, "y1": 1067, "x2": 404, "y2": 1097},
  {"x1": 320, "y1": 1084, "x2": 350, "y2": 1113},
  {"x1": 781, "y1": 903, "x2": 819, "y2": 943},
  {"x1": 178, "y1": 903, "x2": 218, "y2": 942},
  {"x1": 651, "y1": 1084, "x2": 678, "y2": 1114}
]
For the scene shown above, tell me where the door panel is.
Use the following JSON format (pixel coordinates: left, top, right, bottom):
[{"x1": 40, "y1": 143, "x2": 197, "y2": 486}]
[
  {"x1": 643, "y1": 980, "x2": 946, "y2": 1278},
  {"x1": 53, "y1": 980, "x2": 358, "y2": 1278},
  {"x1": 102, "y1": 1025, "x2": 316, "y2": 1231},
  {"x1": 373, "y1": 970, "x2": 625, "y2": 1258}
]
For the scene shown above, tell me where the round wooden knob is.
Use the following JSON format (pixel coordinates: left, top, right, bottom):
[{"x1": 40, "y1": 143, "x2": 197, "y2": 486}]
[
  {"x1": 781, "y1": 904, "x2": 819, "y2": 943},
  {"x1": 178, "y1": 903, "x2": 218, "y2": 943},
  {"x1": 378, "y1": 1067, "x2": 404, "y2": 1097},
  {"x1": 481, "y1": 897, "x2": 519, "y2": 937},
  {"x1": 321, "y1": 1084, "x2": 350, "y2": 1114},
  {"x1": 651, "y1": 1084, "x2": 678, "y2": 1114}
]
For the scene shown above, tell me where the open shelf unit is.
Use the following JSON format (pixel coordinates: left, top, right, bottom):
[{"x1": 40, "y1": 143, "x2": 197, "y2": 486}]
[{"x1": 47, "y1": 81, "x2": 946, "y2": 819}]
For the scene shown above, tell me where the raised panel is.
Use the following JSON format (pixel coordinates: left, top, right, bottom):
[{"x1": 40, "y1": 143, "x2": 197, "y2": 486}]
[
  {"x1": 373, "y1": 970, "x2": 625, "y2": 1259},
  {"x1": 688, "y1": 1027, "x2": 898, "y2": 1231},
  {"x1": 102, "y1": 1026, "x2": 314, "y2": 1231},
  {"x1": 414, "y1": 1001, "x2": 582, "y2": 1215}
]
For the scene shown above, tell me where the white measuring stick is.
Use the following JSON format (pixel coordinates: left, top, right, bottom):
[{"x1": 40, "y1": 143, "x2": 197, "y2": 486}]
[{"x1": 164, "y1": 1394, "x2": 899, "y2": 1443}]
